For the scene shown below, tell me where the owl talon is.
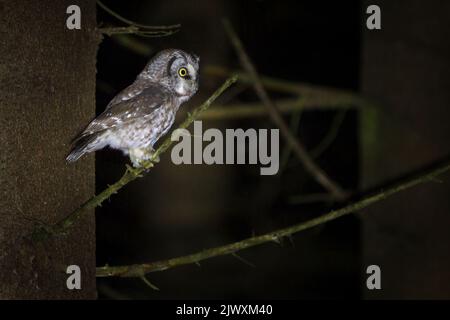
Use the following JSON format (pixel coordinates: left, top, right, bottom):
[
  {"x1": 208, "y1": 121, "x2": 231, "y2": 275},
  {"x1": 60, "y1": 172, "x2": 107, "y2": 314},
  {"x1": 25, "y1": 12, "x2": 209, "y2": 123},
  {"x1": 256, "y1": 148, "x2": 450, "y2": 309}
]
[
  {"x1": 142, "y1": 148, "x2": 159, "y2": 164},
  {"x1": 128, "y1": 154, "x2": 142, "y2": 168},
  {"x1": 129, "y1": 147, "x2": 159, "y2": 168}
]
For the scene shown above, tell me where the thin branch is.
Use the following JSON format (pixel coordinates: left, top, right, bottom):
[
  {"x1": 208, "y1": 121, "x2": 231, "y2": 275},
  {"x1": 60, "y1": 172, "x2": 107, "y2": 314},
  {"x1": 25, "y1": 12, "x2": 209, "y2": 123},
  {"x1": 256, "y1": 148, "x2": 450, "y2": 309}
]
[
  {"x1": 231, "y1": 252, "x2": 256, "y2": 268},
  {"x1": 205, "y1": 65, "x2": 372, "y2": 106},
  {"x1": 98, "y1": 26, "x2": 177, "y2": 37},
  {"x1": 310, "y1": 110, "x2": 348, "y2": 159},
  {"x1": 96, "y1": 159, "x2": 450, "y2": 277},
  {"x1": 97, "y1": 0, "x2": 180, "y2": 30},
  {"x1": 199, "y1": 97, "x2": 353, "y2": 120},
  {"x1": 30, "y1": 76, "x2": 238, "y2": 241},
  {"x1": 222, "y1": 19, "x2": 347, "y2": 200},
  {"x1": 140, "y1": 276, "x2": 160, "y2": 291},
  {"x1": 97, "y1": 0, "x2": 180, "y2": 37},
  {"x1": 280, "y1": 110, "x2": 303, "y2": 172},
  {"x1": 285, "y1": 110, "x2": 347, "y2": 171}
]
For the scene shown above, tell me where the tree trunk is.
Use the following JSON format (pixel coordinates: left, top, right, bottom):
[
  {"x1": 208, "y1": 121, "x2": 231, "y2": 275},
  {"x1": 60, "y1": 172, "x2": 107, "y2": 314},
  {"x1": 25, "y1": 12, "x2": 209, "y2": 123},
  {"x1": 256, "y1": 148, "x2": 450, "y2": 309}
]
[
  {"x1": 0, "y1": 0, "x2": 99, "y2": 299},
  {"x1": 360, "y1": 0, "x2": 450, "y2": 298}
]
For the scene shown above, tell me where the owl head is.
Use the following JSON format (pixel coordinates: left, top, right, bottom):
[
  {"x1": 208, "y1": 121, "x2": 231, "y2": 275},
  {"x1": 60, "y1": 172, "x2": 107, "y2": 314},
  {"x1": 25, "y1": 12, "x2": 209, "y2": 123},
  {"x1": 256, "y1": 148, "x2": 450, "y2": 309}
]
[{"x1": 139, "y1": 49, "x2": 200, "y2": 99}]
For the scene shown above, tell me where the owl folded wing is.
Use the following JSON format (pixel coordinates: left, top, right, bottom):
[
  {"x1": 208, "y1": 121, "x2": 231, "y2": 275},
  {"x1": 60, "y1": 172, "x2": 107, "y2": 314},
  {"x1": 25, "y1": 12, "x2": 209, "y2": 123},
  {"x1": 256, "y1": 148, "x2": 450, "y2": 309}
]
[{"x1": 73, "y1": 84, "x2": 171, "y2": 143}]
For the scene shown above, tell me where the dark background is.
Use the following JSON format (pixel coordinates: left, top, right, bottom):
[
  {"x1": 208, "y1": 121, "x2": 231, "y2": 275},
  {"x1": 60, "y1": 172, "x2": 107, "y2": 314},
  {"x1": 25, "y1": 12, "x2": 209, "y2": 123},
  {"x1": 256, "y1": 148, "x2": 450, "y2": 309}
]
[{"x1": 94, "y1": 0, "x2": 450, "y2": 299}]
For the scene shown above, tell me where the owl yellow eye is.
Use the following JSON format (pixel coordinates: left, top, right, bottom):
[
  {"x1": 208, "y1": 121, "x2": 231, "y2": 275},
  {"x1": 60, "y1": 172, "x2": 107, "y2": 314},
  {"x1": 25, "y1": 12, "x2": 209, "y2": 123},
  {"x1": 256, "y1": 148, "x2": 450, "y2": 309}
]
[{"x1": 178, "y1": 67, "x2": 188, "y2": 77}]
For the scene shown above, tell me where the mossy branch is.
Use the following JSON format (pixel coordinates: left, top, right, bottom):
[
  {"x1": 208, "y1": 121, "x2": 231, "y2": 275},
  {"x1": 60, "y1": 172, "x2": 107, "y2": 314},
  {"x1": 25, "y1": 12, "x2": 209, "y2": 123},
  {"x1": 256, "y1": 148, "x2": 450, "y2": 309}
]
[
  {"x1": 30, "y1": 76, "x2": 238, "y2": 241},
  {"x1": 96, "y1": 159, "x2": 450, "y2": 277}
]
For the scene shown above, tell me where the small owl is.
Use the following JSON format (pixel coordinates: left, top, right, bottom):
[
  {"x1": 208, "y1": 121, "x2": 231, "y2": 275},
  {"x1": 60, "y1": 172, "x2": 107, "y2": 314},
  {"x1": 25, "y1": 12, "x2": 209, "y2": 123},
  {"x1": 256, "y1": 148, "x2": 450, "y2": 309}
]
[{"x1": 67, "y1": 49, "x2": 199, "y2": 167}]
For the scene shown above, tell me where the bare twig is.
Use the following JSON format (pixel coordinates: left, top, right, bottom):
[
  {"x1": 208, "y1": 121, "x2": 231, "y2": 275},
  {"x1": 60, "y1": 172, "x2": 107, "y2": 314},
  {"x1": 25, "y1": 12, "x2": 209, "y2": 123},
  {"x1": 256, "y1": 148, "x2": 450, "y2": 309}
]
[
  {"x1": 205, "y1": 65, "x2": 372, "y2": 105},
  {"x1": 231, "y1": 252, "x2": 256, "y2": 268},
  {"x1": 199, "y1": 97, "x2": 353, "y2": 120},
  {"x1": 96, "y1": 159, "x2": 450, "y2": 277},
  {"x1": 310, "y1": 110, "x2": 347, "y2": 159},
  {"x1": 280, "y1": 110, "x2": 303, "y2": 172},
  {"x1": 98, "y1": 26, "x2": 177, "y2": 37},
  {"x1": 222, "y1": 19, "x2": 347, "y2": 200},
  {"x1": 140, "y1": 276, "x2": 160, "y2": 291},
  {"x1": 97, "y1": 0, "x2": 180, "y2": 37},
  {"x1": 30, "y1": 76, "x2": 238, "y2": 241},
  {"x1": 97, "y1": 0, "x2": 180, "y2": 30}
]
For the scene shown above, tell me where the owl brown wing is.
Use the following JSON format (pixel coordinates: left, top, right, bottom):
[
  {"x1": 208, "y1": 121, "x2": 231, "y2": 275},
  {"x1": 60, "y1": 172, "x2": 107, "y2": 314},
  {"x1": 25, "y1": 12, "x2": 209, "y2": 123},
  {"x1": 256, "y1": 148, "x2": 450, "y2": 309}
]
[
  {"x1": 74, "y1": 83, "x2": 171, "y2": 142},
  {"x1": 104, "y1": 79, "x2": 147, "y2": 109}
]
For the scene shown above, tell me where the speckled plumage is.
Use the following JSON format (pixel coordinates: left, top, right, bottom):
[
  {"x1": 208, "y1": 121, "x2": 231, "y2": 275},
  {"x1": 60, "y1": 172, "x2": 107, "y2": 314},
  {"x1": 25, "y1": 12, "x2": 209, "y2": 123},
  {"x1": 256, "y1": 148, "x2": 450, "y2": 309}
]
[{"x1": 67, "y1": 49, "x2": 199, "y2": 166}]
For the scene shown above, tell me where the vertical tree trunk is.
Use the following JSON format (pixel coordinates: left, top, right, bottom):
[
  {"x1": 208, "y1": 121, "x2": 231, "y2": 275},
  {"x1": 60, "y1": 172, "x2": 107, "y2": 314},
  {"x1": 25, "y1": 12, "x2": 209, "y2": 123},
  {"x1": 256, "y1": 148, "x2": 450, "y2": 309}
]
[
  {"x1": 360, "y1": 0, "x2": 450, "y2": 298},
  {"x1": 0, "y1": 0, "x2": 99, "y2": 299}
]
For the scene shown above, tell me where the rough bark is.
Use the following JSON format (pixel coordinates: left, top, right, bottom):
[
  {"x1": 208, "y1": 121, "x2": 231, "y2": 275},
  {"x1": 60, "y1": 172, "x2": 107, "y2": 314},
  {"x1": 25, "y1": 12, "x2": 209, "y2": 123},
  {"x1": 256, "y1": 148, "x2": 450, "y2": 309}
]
[{"x1": 0, "y1": 0, "x2": 99, "y2": 299}]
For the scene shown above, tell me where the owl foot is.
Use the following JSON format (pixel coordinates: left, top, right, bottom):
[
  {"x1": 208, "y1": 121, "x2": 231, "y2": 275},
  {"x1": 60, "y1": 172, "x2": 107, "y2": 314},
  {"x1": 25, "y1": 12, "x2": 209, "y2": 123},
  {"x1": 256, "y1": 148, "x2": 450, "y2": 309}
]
[
  {"x1": 146, "y1": 148, "x2": 160, "y2": 163},
  {"x1": 129, "y1": 147, "x2": 159, "y2": 168}
]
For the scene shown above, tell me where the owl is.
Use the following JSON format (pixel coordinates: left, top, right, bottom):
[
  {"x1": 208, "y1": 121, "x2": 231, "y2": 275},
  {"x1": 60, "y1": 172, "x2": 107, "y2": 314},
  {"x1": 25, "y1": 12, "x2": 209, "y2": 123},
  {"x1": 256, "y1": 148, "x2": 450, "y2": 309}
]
[{"x1": 66, "y1": 49, "x2": 200, "y2": 167}]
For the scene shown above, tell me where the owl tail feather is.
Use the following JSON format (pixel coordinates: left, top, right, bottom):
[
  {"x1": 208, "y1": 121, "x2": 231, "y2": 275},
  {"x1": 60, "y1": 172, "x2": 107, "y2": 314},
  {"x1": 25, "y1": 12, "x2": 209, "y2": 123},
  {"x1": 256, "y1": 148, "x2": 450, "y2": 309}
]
[{"x1": 66, "y1": 134, "x2": 98, "y2": 163}]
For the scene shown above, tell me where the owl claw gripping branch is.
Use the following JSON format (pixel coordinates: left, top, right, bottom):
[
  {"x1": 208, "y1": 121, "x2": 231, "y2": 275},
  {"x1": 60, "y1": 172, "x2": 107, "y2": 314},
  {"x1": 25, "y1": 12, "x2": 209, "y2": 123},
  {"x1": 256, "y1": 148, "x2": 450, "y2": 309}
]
[{"x1": 66, "y1": 49, "x2": 200, "y2": 167}]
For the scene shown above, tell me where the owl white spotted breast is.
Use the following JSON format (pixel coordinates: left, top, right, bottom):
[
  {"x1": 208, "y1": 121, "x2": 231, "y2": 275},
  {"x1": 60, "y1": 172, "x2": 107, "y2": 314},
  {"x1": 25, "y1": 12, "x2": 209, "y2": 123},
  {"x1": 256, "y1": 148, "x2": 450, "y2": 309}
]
[{"x1": 66, "y1": 49, "x2": 200, "y2": 167}]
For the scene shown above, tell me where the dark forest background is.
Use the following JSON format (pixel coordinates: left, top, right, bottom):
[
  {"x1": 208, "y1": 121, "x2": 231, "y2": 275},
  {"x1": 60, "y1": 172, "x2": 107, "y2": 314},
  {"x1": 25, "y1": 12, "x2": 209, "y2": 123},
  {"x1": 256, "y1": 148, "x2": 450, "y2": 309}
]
[
  {"x1": 1, "y1": 0, "x2": 449, "y2": 299},
  {"x1": 95, "y1": 0, "x2": 450, "y2": 299},
  {"x1": 96, "y1": 0, "x2": 362, "y2": 299}
]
